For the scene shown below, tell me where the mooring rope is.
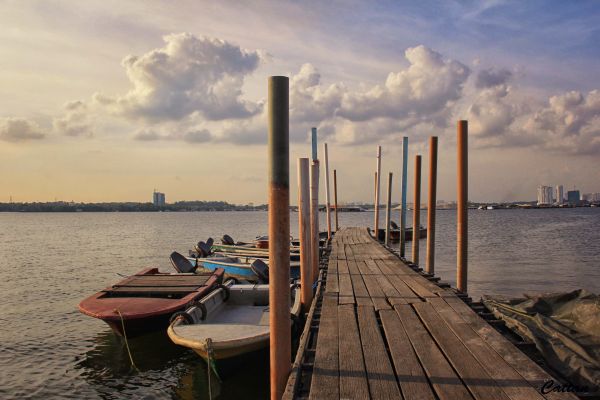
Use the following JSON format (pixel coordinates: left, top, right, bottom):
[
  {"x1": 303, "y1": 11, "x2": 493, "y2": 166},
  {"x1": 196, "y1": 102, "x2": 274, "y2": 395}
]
[
  {"x1": 114, "y1": 308, "x2": 139, "y2": 372},
  {"x1": 205, "y1": 338, "x2": 218, "y2": 399}
]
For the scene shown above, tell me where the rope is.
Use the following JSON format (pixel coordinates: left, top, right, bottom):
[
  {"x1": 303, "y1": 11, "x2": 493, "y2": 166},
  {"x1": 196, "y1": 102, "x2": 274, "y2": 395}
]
[
  {"x1": 205, "y1": 338, "x2": 221, "y2": 399},
  {"x1": 114, "y1": 308, "x2": 139, "y2": 372}
]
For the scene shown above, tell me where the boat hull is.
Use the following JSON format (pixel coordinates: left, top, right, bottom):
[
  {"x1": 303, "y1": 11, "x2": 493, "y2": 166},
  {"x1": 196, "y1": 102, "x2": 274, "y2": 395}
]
[{"x1": 190, "y1": 257, "x2": 300, "y2": 281}]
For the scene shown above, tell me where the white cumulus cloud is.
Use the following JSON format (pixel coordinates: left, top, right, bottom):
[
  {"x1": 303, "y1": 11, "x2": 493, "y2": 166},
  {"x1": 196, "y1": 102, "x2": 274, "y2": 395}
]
[{"x1": 0, "y1": 117, "x2": 45, "y2": 142}]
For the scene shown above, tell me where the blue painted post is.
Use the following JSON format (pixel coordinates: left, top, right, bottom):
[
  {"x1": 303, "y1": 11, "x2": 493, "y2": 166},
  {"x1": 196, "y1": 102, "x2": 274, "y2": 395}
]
[
  {"x1": 400, "y1": 136, "x2": 408, "y2": 257},
  {"x1": 311, "y1": 127, "x2": 318, "y2": 161}
]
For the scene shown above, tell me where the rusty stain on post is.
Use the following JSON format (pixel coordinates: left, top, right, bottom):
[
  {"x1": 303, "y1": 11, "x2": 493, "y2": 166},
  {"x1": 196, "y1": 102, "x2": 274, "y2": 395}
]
[
  {"x1": 297, "y1": 158, "x2": 312, "y2": 310},
  {"x1": 457, "y1": 121, "x2": 468, "y2": 293},
  {"x1": 310, "y1": 160, "x2": 320, "y2": 283},
  {"x1": 267, "y1": 76, "x2": 290, "y2": 400},
  {"x1": 333, "y1": 169, "x2": 339, "y2": 231},
  {"x1": 412, "y1": 155, "x2": 421, "y2": 265},
  {"x1": 374, "y1": 146, "x2": 382, "y2": 237},
  {"x1": 385, "y1": 172, "x2": 393, "y2": 246},
  {"x1": 426, "y1": 136, "x2": 438, "y2": 275},
  {"x1": 324, "y1": 143, "x2": 332, "y2": 240}
]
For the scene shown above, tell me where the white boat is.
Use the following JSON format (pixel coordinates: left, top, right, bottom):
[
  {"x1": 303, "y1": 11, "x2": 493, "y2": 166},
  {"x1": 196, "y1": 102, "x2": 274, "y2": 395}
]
[{"x1": 167, "y1": 282, "x2": 301, "y2": 363}]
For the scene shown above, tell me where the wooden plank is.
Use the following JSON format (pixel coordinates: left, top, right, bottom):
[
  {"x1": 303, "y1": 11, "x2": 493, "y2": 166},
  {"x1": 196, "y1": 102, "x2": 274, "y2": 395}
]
[
  {"x1": 364, "y1": 259, "x2": 383, "y2": 274},
  {"x1": 347, "y1": 260, "x2": 361, "y2": 275},
  {"x1": 338, "y1": 259, "x2": 350, "y2": 274},
  {"x1": 338, "y1": 273, "x2": 354, "y2": 305},
  {"x1": 338, "y1": 304, "x2": 370, "y2": 399},
  {"x1": 309, "y1": 293, "x2": 339, "y2": 400},
  {"x1": 375, "y1": 275, "x2": 400, "y2": 298},
  {"x1": 326, "y1": 260, "x2": 339, "y2": 293},
  {"x1": 395, "y1": 304, "x2": 473, "y2": 400},
  {"x1": 362, "y1": 274, "x2": 391, "y2": 310},
  {"x1": 374, "y1": 259, "x2": 396, "y2": 275},
  {"x1": 413, "y1": 302, "x2": 510, "y2": 400},
  {"x1": 357, "y1": 306, "x2": 401, "y2": 398},
  {"x1": 380, "y1": 309, "x2": 436, "y2": 400},
  {"x1": 428, "y1": 298, "x2": 545, "y2": 400},
  {"x1": 107, "y1": 286, "x2": 197, "y2": 293},
  {"x1": 443, "y1": 297, "x2": 579, "y2": 400},
  {"x1": 350, "y1": 272, "x2": 373, "y2": 307},
  {"x1": 386, "y1": 275, "x2": 422, "y2": 303},
  {"x1": 399, "y1": 276, "x2": 437, "y2": 299},
  {"x1": 356, "y1": 260, "x2": 374, "y2": 275}
]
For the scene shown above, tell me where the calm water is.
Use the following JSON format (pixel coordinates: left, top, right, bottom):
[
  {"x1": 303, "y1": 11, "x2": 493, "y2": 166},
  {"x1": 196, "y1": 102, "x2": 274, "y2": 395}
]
[{"x1": 1, "y1": 209, "x2": 599, "y2": 399}]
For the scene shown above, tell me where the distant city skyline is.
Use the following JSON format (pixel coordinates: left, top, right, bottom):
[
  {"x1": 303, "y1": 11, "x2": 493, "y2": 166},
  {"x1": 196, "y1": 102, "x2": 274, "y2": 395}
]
[{"x1": 1, "y1": 2, "x2": 600, "y2": 203}]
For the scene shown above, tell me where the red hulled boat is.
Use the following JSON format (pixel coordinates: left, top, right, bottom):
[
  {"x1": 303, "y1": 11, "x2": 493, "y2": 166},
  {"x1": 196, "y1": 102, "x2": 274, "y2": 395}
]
[{"x1": 79, "y1": 267, "x2": 224, "y2": 337}]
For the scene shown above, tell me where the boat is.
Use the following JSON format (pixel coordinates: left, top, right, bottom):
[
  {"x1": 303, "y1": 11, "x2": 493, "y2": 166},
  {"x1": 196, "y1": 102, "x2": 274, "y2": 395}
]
[
  {"x1": 167, "y1": 282, "x2": 301, "y2": 369},
  {"x1": 376, "y1": 225, "x2": 427, "y2": 242},
  {"x1": 187, "y1": 255, "x2": 300, "y2": 282},
  {"x1": 78, "y1": 267, "x2": 225, "y2": 337}
]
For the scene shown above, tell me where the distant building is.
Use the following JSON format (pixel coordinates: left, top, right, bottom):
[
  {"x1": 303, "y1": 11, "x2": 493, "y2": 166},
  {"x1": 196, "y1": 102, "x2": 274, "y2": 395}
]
[
  {"x1": 537, "y1": 185, "x2": 554, "y2": 205},
  {"x1": 581, "y1": 193, "x2": 600, "y2": 202},
  {"x1": 153, "y1": 191, "x2": 166, "y2": 206},
  {"x1": 555, "y1": 185, "x2": 564, "y2": 204},
  {"x1": 567, "y1": 190, "x2": 580, "y2": 205}
]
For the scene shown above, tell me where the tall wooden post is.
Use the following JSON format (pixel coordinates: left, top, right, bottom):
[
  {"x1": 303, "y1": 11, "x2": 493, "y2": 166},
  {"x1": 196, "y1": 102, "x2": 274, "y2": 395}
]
[
  {"x1": 311, "y1": 127, "x2": 318, "y2": 162},
  {"x1": 297, "y1": 158, "x2": 312, "y2": 309},
  {"x1": 267, "y1": 76, "x2": 290, "y2": 400},
  {"x1": 400, "y1": 137, "x2": 408, "y2": 257},
  {"x1": 426, "y1": 137, "x2": 438, "y2": 275},
  {"x1": 385, "y1": 172, "x2": 393, "y2": 246},
  {"x1": 333, "y1": 169, "x2": 339, "y2": 231},
  {"x1": 310, "y1": 161, "x2": 320, "y2": 283},
  {"x1": 374, "y1": 146, "x2": 382, "y2": 237},
  {"x1": 412, "y1": 155, "x2": 421, "y2": 265},
  {"x1": 324, "y1": 143, "x2": 332, "y2": 240},
  {"x1": 457, "y1": 121, "x2": 468, "y2": 293}
]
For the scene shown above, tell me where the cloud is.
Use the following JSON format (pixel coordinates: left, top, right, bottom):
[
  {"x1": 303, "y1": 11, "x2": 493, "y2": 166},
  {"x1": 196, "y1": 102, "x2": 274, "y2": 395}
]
[
  {"x1": 0, "y1": 118, "x2": 45, "y2": 141},
  {"x1": 53, "y1": 100, "x2": 93, "y2": 137},
  {"x1": 524, "y1": 90, "x2": 600, "y2": 155},
  {"x1": 133, "y1": 129, "x2": 161, "y2": 141},
  {"x1": 133, "y1": 128, "x2": 213, "y2": 143},
  {"x1": 475, "y1": 68, "x2": 512, "y2": 88},
  {"x1": 101, "y1": 33, "x2": 264, "y2": 122},
  {"x1": 338, "y1": 45, "x2": 470, "y2": 124}
]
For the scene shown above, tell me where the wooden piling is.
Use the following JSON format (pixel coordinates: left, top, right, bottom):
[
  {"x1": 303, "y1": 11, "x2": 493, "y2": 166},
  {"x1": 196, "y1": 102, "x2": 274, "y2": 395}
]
[
  {"x1": 426, "y1": 137, "x2": 438, "y2": 275},
  {"x1": 412, "y1": 155, "x2": 421, "y2": 265},
  {"x1": 400, "y1": 137, "x2": 408, "y2": 257},
  {"x1": 310, "y1": 160, "x2": 320, "y2": 283},
  {"x1": 333, "y1": 169, "x2": 339, "y2": 231},
  {"x1": 374, "y1": 146, "x2": 382, "y2": 237},
  {"x1": 297, "y1": 158, "x2": 312, "y2": 309},
  {"x1": 267, "y1": 76, "x2": 291, "y2": 400},
  {"x1": 324, "y1": 143, "x2": 332, "y2": 240},
  {"x1": 385, "y1": 172, "x2": 393, "y2": 246},
  {"x1": 457, "y1": 121, "x2": 468, "y2": 293},
  {"x1": 311, "y1": 127, "x2": 318, "y2": 162}
]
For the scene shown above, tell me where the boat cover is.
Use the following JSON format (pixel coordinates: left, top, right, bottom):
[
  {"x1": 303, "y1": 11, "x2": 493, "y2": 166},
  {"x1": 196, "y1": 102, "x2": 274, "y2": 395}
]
[{"x1": 483, "y1": 289, "x2": 600, "y2": 392}]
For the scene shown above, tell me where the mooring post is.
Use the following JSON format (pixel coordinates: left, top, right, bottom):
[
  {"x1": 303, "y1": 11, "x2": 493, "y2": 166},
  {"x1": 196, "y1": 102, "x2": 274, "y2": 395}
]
[
  {"x1": 374, "y1": 146, "x2": 382, "y2": 238},
  {"x1": 385, "y1": 172, "x2": 393, "y2": 246},
  {"x1": 311, "y1": 127, "x2": 318, "y2": 162},
  {"x1": 412, "y1": 155, "x2": 421, "y2": 265},
  {"x1": 426, "y1": 137, "x2": 438, "y2": 275},
  {"x1": 267, "y1": 76, "x2": 290, "y2": 400},
  {"x1": 297, "y1": 158, "x2": 312, "y2": 310},
  {"x1": 457, "y1": 121, "x2": 468, "y2": 293},
  {"x1": 310, "y1": 160, "x2": 320, "y2": 283},
  {"x1": 400, "y1": 137, "x2": 408, "y2": 257},
  {"x1": 324, "y1": 143, "x2": 332, "y2": 240},
  {"x1": 333, "y1": 169, "x2": 339, "y2": 231}
]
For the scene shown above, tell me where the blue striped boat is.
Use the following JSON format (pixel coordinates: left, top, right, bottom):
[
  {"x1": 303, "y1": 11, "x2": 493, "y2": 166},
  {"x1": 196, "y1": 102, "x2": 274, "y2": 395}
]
[{"x1": 187, "y1": 256, "x2": 300, "y2": 282}]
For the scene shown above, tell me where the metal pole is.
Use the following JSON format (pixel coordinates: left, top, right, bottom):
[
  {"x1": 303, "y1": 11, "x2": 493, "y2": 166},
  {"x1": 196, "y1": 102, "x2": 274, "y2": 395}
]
[
  {"x1": 457, "y1": 121, "x2": 468, "y2": 293},
  {"x1": 324, "y1": 143, "x2": 332, "y2": 240},
  {"x1": 374, "y1": 146, "x2": 382, "y2": 238},
  {"x1": 310, "y1": 160, "x2": 320, "y2": 283},
  {"x1": 311, "y1": 127, "x2": 318, "y2": 161},
  {"x1": 412, "y1": 155, "x2": 421, "y2": 265},
  {"x1": 333, "y1": 169, "x2": 339, "y2": 231},
  {"x1": 400, "y1": 137, "x2": 408, "y2": 257},
  {"x1": 267, "y1": 76, "x2": 290, "y2": 400},
  {"x1": 426, "y1": 137, "x2": 438, "y2": 275},
  {"x1": 385, "y1": 172, "x2": 393, "y2": 246},
  {"x1": 297, "y1": 158, "x2": 312, "y2": 310}
]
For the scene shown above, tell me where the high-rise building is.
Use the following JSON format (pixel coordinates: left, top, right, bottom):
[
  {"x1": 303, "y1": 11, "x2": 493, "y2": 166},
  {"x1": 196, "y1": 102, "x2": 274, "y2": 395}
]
[
  {"x1": 567, "y1": 190, "x2": 580, "y2": 205},
  {"x1": 537, "y1": 185, "x2": 554, "y2": 205},
  {"x1": 555, "y1": 185, "x2": 564, "y2": 204},
  {"x1": 153, "y1": 190, "x2": 166, "y2": 206}
]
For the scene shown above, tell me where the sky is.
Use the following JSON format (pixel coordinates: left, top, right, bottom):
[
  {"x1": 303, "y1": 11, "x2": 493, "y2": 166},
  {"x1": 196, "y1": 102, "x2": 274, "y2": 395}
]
[{"x1": 1, "y1": 0, "x2": 599, "y2": 204}]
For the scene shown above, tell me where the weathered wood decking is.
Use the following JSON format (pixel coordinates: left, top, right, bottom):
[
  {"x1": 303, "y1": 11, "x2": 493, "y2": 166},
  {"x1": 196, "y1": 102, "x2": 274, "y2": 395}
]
[{"x1": 285, "y1": 227, "x2": 577, "y2": 400}]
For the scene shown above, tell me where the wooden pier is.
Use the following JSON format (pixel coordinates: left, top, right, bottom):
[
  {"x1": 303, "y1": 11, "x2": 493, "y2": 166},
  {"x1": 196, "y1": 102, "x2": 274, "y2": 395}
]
[{"x1": 285, "y1": 227, "x2": 577, "y2": 400}]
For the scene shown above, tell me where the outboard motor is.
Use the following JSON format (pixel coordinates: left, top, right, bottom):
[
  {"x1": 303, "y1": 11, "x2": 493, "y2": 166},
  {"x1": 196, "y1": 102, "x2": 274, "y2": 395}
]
[
  {"x1": 170, "y1": 251, "x2": 197, "y2": 273},
  {"x1": 222, "y1": 234, "x2": 235, "y2": 245},
  {"x1": 250, "y1": 259, "x2": 269, "y2": 284}
]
